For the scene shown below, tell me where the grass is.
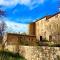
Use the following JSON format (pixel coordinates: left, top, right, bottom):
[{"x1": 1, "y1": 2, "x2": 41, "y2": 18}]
[
  {"x1": 57, "y1": 55, "x2": 60, "y2": 60},
  {"x1": 0, "y1": 50, "x2": 26, "y2": 60},
  {"x1": 19, "y1": 39, "x2": 60, "y2": 46}
]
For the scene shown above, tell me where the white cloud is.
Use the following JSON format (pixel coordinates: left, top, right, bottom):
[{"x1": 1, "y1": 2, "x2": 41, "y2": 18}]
[
  {"x1": 5, "y1": 20, "x2": 28, "y2": 33},
  {"x1": 38, "y1": 0, "x2": 44, "y2": 4},
  {"x1": 0, "y1": 0, "x2": 18, "y2": 6},
  {"x1": 19, "y1": 0, "x2": 31, "y2": 5},
  {"x1": 0, "y1": 0, "x2": 31, "y2": 7},
  {"x1": 59, "y1": 8, "x2": 60, "y2": 11},
  {"x1": 18, "y1": 0, "x2": 36, "y2": 9},
  {"x1": 0, "y1": 0, "x2": 45, "y2": 9},
  {"x1": 18, "y1": 0, "x2": 45, "y2": 10}
]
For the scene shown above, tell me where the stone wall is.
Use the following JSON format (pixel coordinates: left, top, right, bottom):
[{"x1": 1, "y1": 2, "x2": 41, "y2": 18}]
[
  {"x1": 36, "y1": 18, "x2": 47, "y2": 40},
  {"x1": 4, "y1": 45, "x2": 60, "y2": 60},
  {"x1": 29, "y1": 23, "x2": 36, "y2": 35},
  {"x1": 5, "y1": 33, "x2": 36, "y2": 45},
  {"x1": 19, "y1": 46, "x2": 60, "y2": 60},
  {"x1": 36, "y1": 13, "x2": 60, "y2": 43}
]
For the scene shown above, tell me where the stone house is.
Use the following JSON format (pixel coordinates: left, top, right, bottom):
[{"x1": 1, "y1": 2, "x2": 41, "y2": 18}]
[
  {"x1": 4, "y1": 33, "x2": 36, "y2": 46},
  {"x1": 29, "y1": 13, "x2": 60, "y2": 43}
]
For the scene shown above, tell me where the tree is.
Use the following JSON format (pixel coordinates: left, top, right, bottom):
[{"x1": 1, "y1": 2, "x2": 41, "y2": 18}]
[
  {"x1": 21, "y1": 32, "x2": 27, "y2": 35},
  {"x1": 0, "y1": 10, "x2": 7, "y2": 50},
  {"x1": 0, "y1": 10, "x2": 6, "y2": 36},
  {"x1": 0, "y1": 20, "x2": 6, "y2": 36}
]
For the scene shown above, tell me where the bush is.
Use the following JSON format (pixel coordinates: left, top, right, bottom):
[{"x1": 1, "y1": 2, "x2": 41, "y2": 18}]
[
  {"x1": 0, "y1": 51, "x2": 26, "y2": 60},
  {"x1": 50, "y1": 44, "x2": 60, "y2": 47},
  {"x1": 57, "y1": 55, "x2": 60, "y2": 60}
]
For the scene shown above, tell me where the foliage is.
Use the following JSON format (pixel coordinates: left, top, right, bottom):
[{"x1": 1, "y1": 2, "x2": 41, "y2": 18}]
[
  {"x1": 0, "y1": 50, "x2": 26, "y2": 60},
  {"x1": 57, "y1": 55, "x2": 60, "y2": 60},
  {"x1": 19, "y1": 39, "x2": 29, "y2": 45},
  {"x1": 20, "y1": 32, "x2": 27, "y2": 35}
]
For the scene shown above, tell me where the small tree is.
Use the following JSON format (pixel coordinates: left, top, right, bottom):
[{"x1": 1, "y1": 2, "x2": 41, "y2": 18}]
[
  {"x1": 0, "y1": 20, "x2": 6, "y2": 36},
  {"x1": 21, "y1": 32, "x2": 27, "y2": 35},
  {"x1": 0, "y1": 10, "x2": 6, "y2": 36},
  {"x1": 0, "y1": 10, "x2": 6, "y2": 50}
]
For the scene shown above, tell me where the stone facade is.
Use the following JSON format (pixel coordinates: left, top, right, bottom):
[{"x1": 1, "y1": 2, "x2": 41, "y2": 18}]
[
  {"x1": 36, "y1": 18, "x2": 47, "y2": 41},
  {"x1": 4, "y1": 33, "x2": 36, "y2": 46},
  {"x1": 29, "y1": 13, "x2": 60, "y2": 43},
  {"x1": 29, "y1": 23, "x2": 36, "y2": 35},
  {"x1": 35, "y1": 13, "x2": 60, "y2": 43}
]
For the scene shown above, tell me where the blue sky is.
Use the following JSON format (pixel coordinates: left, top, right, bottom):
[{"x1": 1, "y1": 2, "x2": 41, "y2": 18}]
[
  {"x1": 0, "y1": 17, "x2": 29, "y2": 33},
  {"x1": 0, "y1": 0, "x2": 60, "y2": 33},
  {"x1": 5, "y1": 20, "x2": 29, "y2": 34}
]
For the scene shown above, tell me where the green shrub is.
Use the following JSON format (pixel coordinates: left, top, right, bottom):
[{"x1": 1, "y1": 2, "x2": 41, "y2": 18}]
[
  {"x1": 0, "y1": 51, "x2": 26, "y2": 60},
  {"x1": 57, "y1": 55, "x2": 60, "y2": 60}
]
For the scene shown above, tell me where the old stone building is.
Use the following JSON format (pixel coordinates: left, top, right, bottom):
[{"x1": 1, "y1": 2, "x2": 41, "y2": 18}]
[
  {"x1": 29, "y1": 23, "x2": 36, "y2": 35},
  {"x1": 29, "y1": 13, "x2": 60, "y2": 43},
  {"x1": 35, "y1": 17, "x2": 47, "y2": 41},
  {"x1": 4, "y1": 33, "x2": 36, "y2": 46}
]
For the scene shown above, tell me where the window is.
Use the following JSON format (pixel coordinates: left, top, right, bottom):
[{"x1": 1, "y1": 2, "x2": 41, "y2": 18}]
[
  {"x1": 29, "y1": 38, "x2": 30, "y2": 41},
  {"x1": 49, "y1": 35, "x2": 52, "y2": 41}
]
